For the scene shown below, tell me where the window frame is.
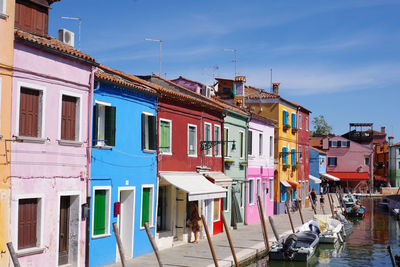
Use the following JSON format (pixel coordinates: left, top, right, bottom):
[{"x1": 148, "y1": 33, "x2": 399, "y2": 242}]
[
  {"x1": 239, "y1": 130, "x2": 245, "y2": 159},
  {"x1": 58, "y1": 91, "x2": 82, "y2": 142},
  {"x1": 223, "y1": 190, "x2": 230, "y2": 212},
  {"x1": 140, "y1": 184, "x2": 155, "y2": 229},
  {"x1": 248, "y1": 130, "x2": 253, "y2": 156},
  {"x1": 214, "y1": 125, "x2": 221, "y2": 157},
  {"x1": 16, "y1": 82, "x2": 46, "y2": 139},
  {"x1": 187, "y1": 124, "x2": 197, "y2": 157},
  {"x1": 204, "y1": 122, "x2": 212, "y2": 157},
  {"x1": 92, "y1": 186, "x2": 111, "y2": 238},
  {"x1": 259, "y1": 133, "x2": 263, "y2": 156},
  {"x1": 248, "y1": 179, "x2": 255, "y2": 205},
  {"x1": 142, "y1": 112, "x2": 157, "y2": 152},
  {"x1": 93, "y1": 100, "x2": 116, "y2": 147},
  {"x1": 364, "y1": 157, "x2": 370, "y2": 166},
  {"x1": 15, "y1": 194, "x2": 44, "y2": 253},
  {"x1": 159, "y1": 118, "x2": 172, "y2": 155},
  {"x1": 328, "y1": 157, "x2": 337, "y2": 166}
]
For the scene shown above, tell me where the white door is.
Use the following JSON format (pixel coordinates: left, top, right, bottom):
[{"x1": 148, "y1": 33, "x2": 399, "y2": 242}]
[
  {"x1": 118, "y1": 189, "x2": 135, "y2": 260},
  {"x1": 204, "y1": 199, "x2": 213, "y2": 234}
]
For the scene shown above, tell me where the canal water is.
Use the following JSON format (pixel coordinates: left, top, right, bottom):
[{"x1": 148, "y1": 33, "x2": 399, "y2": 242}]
[{"x1": 248, "y1": 197, "x2": 399, "y2": 267}]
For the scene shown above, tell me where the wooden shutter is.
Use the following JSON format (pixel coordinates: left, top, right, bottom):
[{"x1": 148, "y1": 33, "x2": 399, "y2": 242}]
[
  {"x1": 93, "y1": 190, "x2": 106, "y2": 235},
  {"x1": 19, "y1": 88, "x2": 40, "y2": 137},
  {"x1": 92, "y1": 104, "x2": 99, "y2": 145},
  {"x1": 142, "y1": 188, "x2": 150, "y2": 227},
  {"x1": 148, "y1": 115, "x2": 156, "y2": 150},
  {"x1": 105, "y1": 106, "x2": 116, "y2": 146},
  {"x1": 160, "y1": 121, "x2": 170, "y2": 153},
  {"x1": 61, "y1": 95, "x2": 77, "y2": 141},
  {"x1": 248, "y1": 130, "x2": 252, "y2": 155},
  {"x1": 141, "y1": 113, "x2": 146, "y2": 150},
  {"x1": 292, "y1": 149, "x2": 296, "y2": 165},
  {"x1": 18, "y1": 198, "x2": 38, "y2": 249},
  {"x1": 188, "y1": 126, "x2": 195, "y2": 155}
]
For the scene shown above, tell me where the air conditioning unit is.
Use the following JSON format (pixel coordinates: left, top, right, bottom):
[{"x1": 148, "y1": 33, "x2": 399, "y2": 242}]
[{"x1": 58, "y1": 28, "x2": 75, "y2": 47}]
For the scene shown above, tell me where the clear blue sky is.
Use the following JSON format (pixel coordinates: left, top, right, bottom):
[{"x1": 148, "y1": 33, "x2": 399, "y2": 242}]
[{"x1": 49, "y1": 0, "x2": 400, "y2": 140}]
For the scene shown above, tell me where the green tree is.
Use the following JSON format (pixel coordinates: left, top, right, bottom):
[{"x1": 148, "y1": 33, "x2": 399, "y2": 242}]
[{"x1": 312, "y1": 115, "x2": 332, "y2": 134}]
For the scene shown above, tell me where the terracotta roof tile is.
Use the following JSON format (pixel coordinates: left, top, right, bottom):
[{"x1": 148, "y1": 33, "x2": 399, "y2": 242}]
[
  {"x1": 310, "y1": 146, "x2": 326, "y2": 154},
  {"x1": 15, "y1": 29, "x2": 96, "y2": 64},
  {"x1": 249, "y1": 112, "x2": 277, "y2": 125},
  {"x1": 245, "y1": 86, "x2": 278, "y2": 99},
  {"x1": 211, "y1": 97, "x2": 250, "y2": 117}
]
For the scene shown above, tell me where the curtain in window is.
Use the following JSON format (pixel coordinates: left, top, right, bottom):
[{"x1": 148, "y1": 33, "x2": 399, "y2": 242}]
[{"x1": 189, "y1": 126, "x2": 196, "y2": 155}]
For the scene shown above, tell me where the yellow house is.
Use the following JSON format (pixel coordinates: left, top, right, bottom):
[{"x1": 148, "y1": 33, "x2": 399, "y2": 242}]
[
  {"x1": 245, "y1": 83, "x2": 301, "y2": 214},
  {"x1": 0, "y1": 0, "x2": 15, "y2": 264}
]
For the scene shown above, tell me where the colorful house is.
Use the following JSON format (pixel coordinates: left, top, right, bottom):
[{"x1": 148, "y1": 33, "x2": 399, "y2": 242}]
[
  {"x1": 297, "y1": 106, "x2": 311, "y2": 206},
  {"x1": 139, "y1": 74, "x2": 227, "y2": 249},
  {"x1": 247, "y1": 113, "x2": 276, "y2": 223},
  {"x1": 88, "y1": 66, "x2": 158, "y2": 266},
  {"x1": 11, "y1": 19, "x2": 95, "y2": 267},
  {"x1": 0, "y1": 0, "x2": 15, "y2": 264},
  {"x1": 309, "y1": 147, "x2": 326, "y2": 195},
  {"x1": 388, "y1": 137, "x2": 400, "y2": 187}
]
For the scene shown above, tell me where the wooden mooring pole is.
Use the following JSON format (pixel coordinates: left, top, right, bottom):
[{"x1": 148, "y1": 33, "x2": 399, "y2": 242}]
[
  {"x1": 268, "y1": 216, "x2": 280, "y2": 242},
  {"x1": 388, "y1": 245, "x2": 395, "y2": 267},
  {"x1": 6, "y1": 242, "x2": 20, "y2": 267},
  {"x1": 297, "y1": 199, "x2": 304, "y2": 224},
  {"x1": 221, "y1": 212, "x2": 239, "y2": 267},
  {"x1": 112, "y1": 222, "x2": 127, "y2": 267},
  {"x1": 327, "y1": 193, "x2": 335, "y2": 217},
  {"x1": 201, "y1": 215, "x2": 219, "y2": 267},
  {"x1": 257, "y1": 196, "x2": 271, "y2": 253},
  {"x1": 144, "y1": 222, "x2": 164, "y2": 267},
  {"x1": 285, "y1": 201, "x2": 295, "y2": 233}
]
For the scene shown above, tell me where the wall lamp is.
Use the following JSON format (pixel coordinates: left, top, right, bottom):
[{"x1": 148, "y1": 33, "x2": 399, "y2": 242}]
[{"x1": 200, "y1": 140, "x2": 236, "y2": 152}]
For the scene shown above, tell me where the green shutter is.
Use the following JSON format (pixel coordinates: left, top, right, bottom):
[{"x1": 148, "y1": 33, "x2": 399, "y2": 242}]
[
  {"x1": 240, "y1": 132, "x2": 244, "y2": 157},
  {"x1": 105, "y1": 106, "x2": 116, "y2": 146},
  {"x1": 224, "y1": 128, "x2": 229, "y2": 156},
  {"x1": 160, "y1": 121, "x2": 170, "y2": 153},
  {"x1": 141, "y1": 114, "x2": 146, "y2": 150},
  {"x1": 93, "y1": 104, "x2": 99, "y2": 145},
  {"x1": 149, "y1": 115, "x2": 157, "y2": 151},
  {"x1": 94, "y1": 190, "x2": 106, "y2": 235},
  {"x1": 189, "y1": 126, "x2": 195, "y2": 155},
  {"x1": 142, "y1": 188, "x2": 151, "y2": 227}
]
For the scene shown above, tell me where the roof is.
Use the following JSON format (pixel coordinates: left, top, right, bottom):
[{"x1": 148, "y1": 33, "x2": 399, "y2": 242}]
[
  {"x1": 310, "y1": 146, "x2": 326, "y2": 154},
  {"x1": 393, "y1": 142, "x2": 400, "y2": 147},
  {"x1": 249, "y1": 112, "x2": 277, "y2": 126},
  {"x1": 95, "y1": 67, "x2": 157, "y2": 95},
  {"x1": 327, "y1": 172, "x2": 369, "y2": 181},
  {"x1": 212, "y1": 97, "x2": 250, "y2": 117},
  {"x1": 170, "y1": 76, "x2": 206, "y2": 88},
  {"x1": 15, "y1": 29, "x2": 96, "y2": 64}
]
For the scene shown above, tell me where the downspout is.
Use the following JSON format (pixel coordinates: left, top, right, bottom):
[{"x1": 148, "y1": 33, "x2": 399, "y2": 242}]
[
  {"x1": 200, "y1": 111, "x2": 204, "y2": 168},
  {"x1": 221, "y1": 111, "x2": 227, "y2": 173},
  {"x1": 244, "y1": 114, "x2": 250, "y2": 224}
]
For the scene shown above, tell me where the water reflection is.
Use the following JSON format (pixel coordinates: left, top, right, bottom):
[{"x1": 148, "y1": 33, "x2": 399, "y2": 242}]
[{"x1": 248, "y1": 198, "x2": 399, "y2": 267}]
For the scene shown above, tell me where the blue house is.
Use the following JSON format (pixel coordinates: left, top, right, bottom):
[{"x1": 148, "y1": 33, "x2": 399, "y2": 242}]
[
  {"x1": 88, "y1": 66, "x2": 158, "y2": 266},
  {"x1": 309, "y1": 147, "x2": 326, "y2": 195}
]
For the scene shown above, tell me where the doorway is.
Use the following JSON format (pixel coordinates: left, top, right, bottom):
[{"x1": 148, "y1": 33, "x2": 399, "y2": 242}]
[
  {"x1": 59, "y1": 196, "x2": 70, "y2": 265},
  {"x1": 118, "y1": 188, "x2": 135, "y2": 260}
]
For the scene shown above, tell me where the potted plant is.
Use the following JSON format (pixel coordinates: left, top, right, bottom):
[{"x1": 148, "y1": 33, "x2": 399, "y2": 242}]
[
  {"x1": 225, "y1": 159, "x2": 234, "y2": 167},
  {"x1": 291, "y1": 127, "x2": 298, "y2": 133},
  {"x1": 283, "y1": 164, "x2": 291, "y2": 170},
  {"x1": 239, "y1": 161, "x2": 247, "y2": 166},
  {"x1": 292, "y1": 164, "x2": 299, "y2": 170},
  {"x1": 283, "y1": 123, "x2": 291, "y2": 131}
]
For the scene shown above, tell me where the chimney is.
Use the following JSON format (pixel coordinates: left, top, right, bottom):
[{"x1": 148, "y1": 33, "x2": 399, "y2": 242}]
[
  {"x1": 388, "y1": 136, "x2": 394, "y2": 146},
  {"x1": 234, "y1": 76, "x2": 246, "y2": 108},
  {"x1": 272, "y1": 82, "x2": 280, "y2": 95},
  {"x1": 381, "y1": 126, "x2": 386, "y2": 133}
]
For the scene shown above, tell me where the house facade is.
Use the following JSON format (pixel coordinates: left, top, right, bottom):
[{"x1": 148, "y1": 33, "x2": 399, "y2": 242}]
[
  {"x1": 297, "y1": 107, "x2": 311, "y2": 206},
  {"x1": 0, "y1": 0, "x2": 15, "y2": 264},
  {"x1": 247, "y1": 113, "x2": 276, "y2": 223},
  {"x1": 11, "y1": 28, "x2": 95, "y2": 266},
  {"x1": 388, "y1": 137, "x2": 400, "y2": 187},
  {"x1": 140, "y1": 75, "x2": 227, "y2": 249},
  {"x1": 88, "y1": 66, "x2": 158, "y2": 266},
  {"x1": 309, "y1": 147, "x2": 326, "y2": 195}
]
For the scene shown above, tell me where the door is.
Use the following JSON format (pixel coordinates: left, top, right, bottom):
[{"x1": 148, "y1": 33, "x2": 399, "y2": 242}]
[
  {"x1": 212, "y1": 198, "x2": 223, "y2": 235},
  {"x1": 119, "y1": 189, "x2": 135, "y2": 260},
  {"x1": 175, "y1": 189, "x2": 186, "y2": 240},
  {"x1": 59, "y1": 196, "x2": 70, "y2": 265},
  {"x1": 204, "y1": 200, "x2": 213, "y2": 234}
]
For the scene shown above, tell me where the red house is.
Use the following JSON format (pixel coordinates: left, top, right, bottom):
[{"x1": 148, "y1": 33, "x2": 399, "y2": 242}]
[
  {"x1": 138, "y1": 75, "x2": 229, "y2": 249},
  {"x1": 297, "y1": 107, "x2": 311, "y2": 207}
]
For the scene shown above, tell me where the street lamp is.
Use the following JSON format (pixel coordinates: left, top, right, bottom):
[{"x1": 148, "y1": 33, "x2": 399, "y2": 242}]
[
  {"x1": 224, "y1": 48, "x2": 238, "y2": 77},
  {"x1": 61, "y1": 16, "x2": 81, "y2": 50},
  {"x1": 145, "y1": 38, "x2": 162, "y2": 76}
]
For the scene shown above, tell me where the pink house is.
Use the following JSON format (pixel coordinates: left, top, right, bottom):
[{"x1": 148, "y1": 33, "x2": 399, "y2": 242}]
[
  {"x1": 246, "y1": 114, "x2": 276, "y2": 224},
  {"x1": 10, "y1": 29, "x2": 96, "y2": 266}
]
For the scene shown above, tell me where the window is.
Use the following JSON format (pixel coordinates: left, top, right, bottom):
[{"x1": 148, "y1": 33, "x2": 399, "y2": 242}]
[
  {"x1": 239, "y1": 131, "x2": 244, "y2": 159},
  {"x1": 328, "y1": 157, "x2": 337, "y2": 166},
  {"x1": 18, "y1": 85, "x2": 45, "y2": 138},
  {"x1": 291, "y1": 149, "x2": 297, "y2": 165},
  {"x1": 306, "y1": 118, "x2": 309, "y2": 131},
  {"x1": 257, "y1": 179, "x2": 261, "y2": 197},
  {"x1": 283, "y1": 110, "x2": 289, "y2": 126},
  {"x1": 224, "y1": 127, "x2": 229, "y2": 157},
  {"x1": 259, "y1": 133, "x2": 263, "y2": 156},
  {"x1": 330, "y1": 141, "x2": 337, "y2": 147},
  {"x1": 214, "y1": 125, "x2": 221, "y2": 157},
  {"x1": 159, "y1": 119, "x2": 171, "y2": 154},
  {"x1": 18, "y1": 198, "x2": 41, "y2": 250},
  {"x1": 223, "y1": 192, "x2": 229, "y2": 211},
  {"x1": 269, "y1": 136, "x2": 273, "y2": 157},
  {"x1": 0, "y1": 0, "x2": 6, "y2": 16},
  {"x1": 142, "y1": 113, "x2": 157, "y2": 151},
  {"x1": 188, "y1": 124, "x2": 197, "y2": 156},
  {"x1": 248, "y1": 179, "x2": 255, "y2": 204},
  {"x1": 141, "y1": 186, "x2": 154, "y2": 228},
  {"x1": 248, "y1": 130, "x2": 253, "y2": 156},
  {"x1": 93, "y1": 187, "x2": 111, "y2": 237},
  {"x1": 269, "y1": 180, "x2": 273, "y2": 201},
  {"x1": 280, "y1": 184, "x2": 287, "y2": 202},
  {"x1": 282, "y1": 147, "x2": 288, "y2": 165},
  {"x1": 299, "y1": 114, "x2": 302, "y2": 129},
  {"x1": 292, "y1": 188, "x2": 297, "y2": 200},
  {"x1": 291, "y1": 113, "x2": 297, "y2": 128},
  {"x1": 93, "y1": 101, "x2": 116, "y2": 147},
  {"x1": 213, "y1": 199, "x2": 220, "y2": 221},
  {"x1": 299, "y1": 145, "x2": 303, "y2": 161},
  {"x1": 364, "y1": 157, "x2": 370, "y2": 166},
  {"x1": 60, "y1": 94, "x2": 81, "y2": 141},
  {"x1": 204, "y1": 123, "x2": 212, "y2": 156}
]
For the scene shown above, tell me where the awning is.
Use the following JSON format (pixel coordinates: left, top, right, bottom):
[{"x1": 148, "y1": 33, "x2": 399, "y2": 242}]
[
  {"x1": 328, "y1": 172, "x2": 369, "y2": 181},
  {"x1": 321, "y1": 173, "x2": 340, "y2": 181},
  {"x1": 309, "y1": 175, "x2": 322, "y2": 184},
  {"x1": 203, "y1": 172, "x2": 232, "y2": 187},
  {"x1": 288, "y1": 180, "x2": 301, "y2": 189},
  {"x1": 280, "y1": 180, "x2": 292, "y2": 187},
  {"x1": 159, "y1": 172, "x2": 227, "y2": 201}
]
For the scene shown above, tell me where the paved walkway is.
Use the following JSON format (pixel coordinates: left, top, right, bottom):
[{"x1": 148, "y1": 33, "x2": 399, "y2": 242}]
[{"x1": 107, "y1": 205, "x2": 330, "y2": 267}]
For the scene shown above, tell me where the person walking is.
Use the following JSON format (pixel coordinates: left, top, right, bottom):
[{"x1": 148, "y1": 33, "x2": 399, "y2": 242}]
[
  {"x1": 320, "y1": 194, "x2": 325, "y2": 214},
  {"x1": 189, "y1": 203, "x2": 201, "y2": 243},
  {"x1": 310, "y1": 188, "x2": 317, "y2": 210}
]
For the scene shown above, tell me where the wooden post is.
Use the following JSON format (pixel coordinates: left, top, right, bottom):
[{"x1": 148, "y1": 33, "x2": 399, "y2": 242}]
[
  {"x1": 297, "y1": 199, "x2": 304, "y2": 224},
  {"x1": 285, "y1": 201, "x2": 295, "y2": 233},
  {"x1": 112, "y1": 222, "x2": 127, "y2": 267},
  {"x1": 144, "y1": 222, "x2": 164, "y2": 267},
  {"x1": 268, "y1": 216, "x2": 280, "y2": 242},
  {"x1": 327, "y1": 193, "x2": 335, "y2": 217},
  {"x1": 221, "y1": 212, "x2": 239, "y2": 267},
  {"x1": 257, "y1": 195, "x2": 270, "y2": 252},
  {"x1": 6, "y1": 242, "x2": 20, "y2": 267},
  {"x1": 201, "y1": 215, "x2": 219, "y2": 267},
  {"x1": 388, "y1": 245, "x2": 395, "y2": 267}
]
